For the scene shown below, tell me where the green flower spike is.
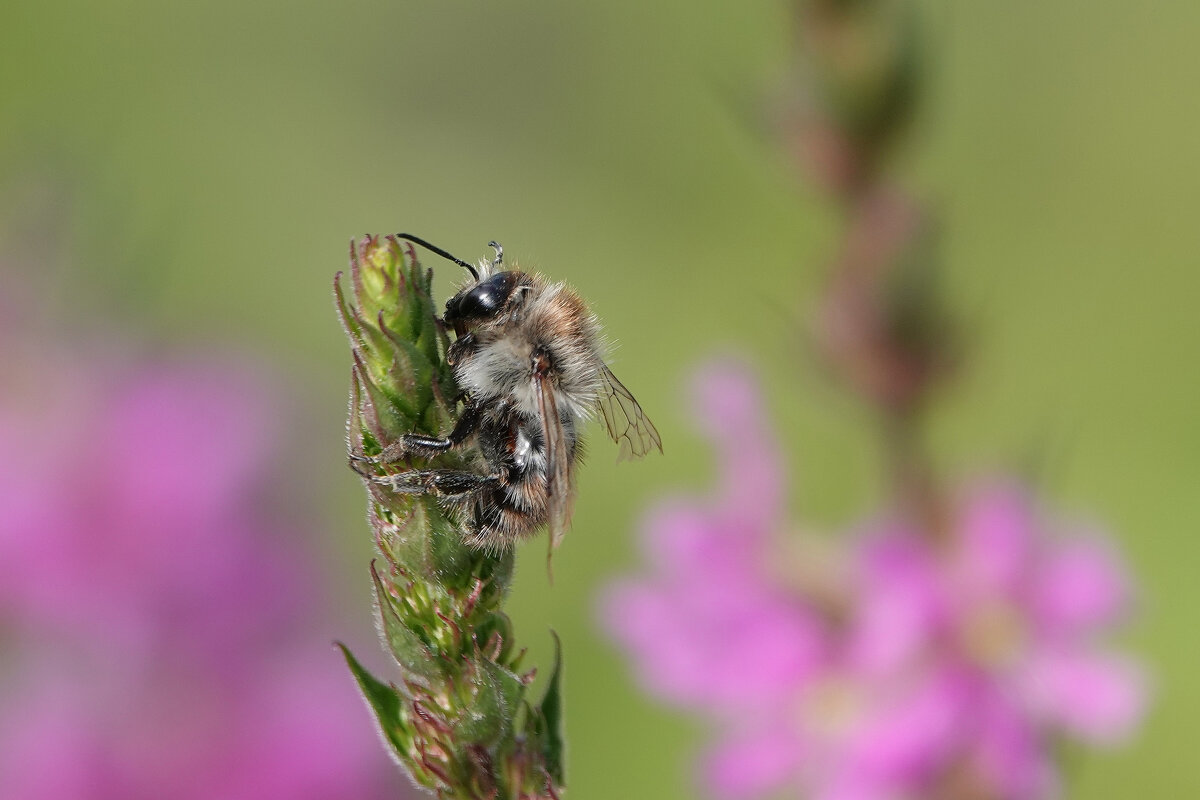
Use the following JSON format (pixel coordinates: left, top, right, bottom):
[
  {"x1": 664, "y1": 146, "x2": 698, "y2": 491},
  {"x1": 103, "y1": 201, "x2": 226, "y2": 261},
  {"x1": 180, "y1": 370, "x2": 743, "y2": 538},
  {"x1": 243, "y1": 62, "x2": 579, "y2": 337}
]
[{"x1": 335, "y1": 235, "x2": 565, "y2": 800}]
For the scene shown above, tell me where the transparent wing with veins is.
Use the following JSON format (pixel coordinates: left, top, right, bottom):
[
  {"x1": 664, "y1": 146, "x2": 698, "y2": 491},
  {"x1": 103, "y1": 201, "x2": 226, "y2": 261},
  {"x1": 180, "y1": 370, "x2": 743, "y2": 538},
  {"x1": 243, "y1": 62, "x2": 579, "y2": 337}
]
[{"x1": 597, "y1": 366, "x2": 663, "y2": 462}]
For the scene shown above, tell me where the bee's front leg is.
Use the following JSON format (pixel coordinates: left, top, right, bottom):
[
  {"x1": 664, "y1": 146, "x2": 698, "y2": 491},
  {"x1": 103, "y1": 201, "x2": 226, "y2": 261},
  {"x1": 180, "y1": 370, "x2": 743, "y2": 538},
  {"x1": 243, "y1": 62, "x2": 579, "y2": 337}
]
[
  {"x1": 358, "y1": 402, "x2": 485, "y2": 468},
  {"x1": 446, "y1": 331, "x2": 478, "y2": 367}
]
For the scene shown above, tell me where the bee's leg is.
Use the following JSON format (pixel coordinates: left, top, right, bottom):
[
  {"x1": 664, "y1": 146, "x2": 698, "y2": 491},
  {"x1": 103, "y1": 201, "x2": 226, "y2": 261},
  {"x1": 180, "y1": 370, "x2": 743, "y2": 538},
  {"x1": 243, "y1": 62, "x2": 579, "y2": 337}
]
[
  {"x1": 370, "y1": 402, "x2": 484, "y2": 464},
  {"x1": 366, "y1": 468, "x2": 500, "y2": 499},
  {"x1": 446, "y1": 331, "x2": 478, "y2": 367}
]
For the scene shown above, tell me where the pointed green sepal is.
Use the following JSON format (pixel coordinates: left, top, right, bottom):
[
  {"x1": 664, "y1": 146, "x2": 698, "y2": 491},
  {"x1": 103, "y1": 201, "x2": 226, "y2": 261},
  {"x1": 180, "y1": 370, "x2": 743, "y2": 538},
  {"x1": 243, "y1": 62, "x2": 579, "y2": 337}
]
[
  {"x1": 528, "y1": 631, "x2": 566, "y2": 786},
  {"x1": 337, "y1": 642, "x2": 412, "y2": 761}
]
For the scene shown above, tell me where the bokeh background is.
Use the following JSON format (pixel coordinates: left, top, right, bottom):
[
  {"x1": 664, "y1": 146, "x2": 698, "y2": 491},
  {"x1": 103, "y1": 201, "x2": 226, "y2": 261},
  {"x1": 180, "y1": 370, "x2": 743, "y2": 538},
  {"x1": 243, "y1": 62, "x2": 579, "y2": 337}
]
[{"x1": 1, "y1": 1, "x2": 1196, "y2": 797}]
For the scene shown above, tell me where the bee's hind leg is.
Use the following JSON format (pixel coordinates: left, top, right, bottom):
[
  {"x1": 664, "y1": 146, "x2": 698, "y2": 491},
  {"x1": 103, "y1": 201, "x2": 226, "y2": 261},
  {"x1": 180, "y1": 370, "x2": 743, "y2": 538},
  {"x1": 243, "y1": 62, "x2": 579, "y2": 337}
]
[{"x1": 364, "y1": 468, "x2": 501, "y2": 499}]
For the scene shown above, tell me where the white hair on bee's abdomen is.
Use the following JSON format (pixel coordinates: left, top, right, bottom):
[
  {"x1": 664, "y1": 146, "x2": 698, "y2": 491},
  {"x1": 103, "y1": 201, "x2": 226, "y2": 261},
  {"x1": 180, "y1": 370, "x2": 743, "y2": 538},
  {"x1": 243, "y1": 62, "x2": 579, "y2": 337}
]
[{"x1": 453, "y1": 275, "x2": 607, "y2": 423}]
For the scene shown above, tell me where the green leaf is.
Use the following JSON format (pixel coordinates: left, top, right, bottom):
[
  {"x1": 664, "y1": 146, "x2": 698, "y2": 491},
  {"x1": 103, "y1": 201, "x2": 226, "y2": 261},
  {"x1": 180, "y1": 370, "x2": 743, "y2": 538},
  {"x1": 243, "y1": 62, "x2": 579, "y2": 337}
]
[
  {"x1": 478, "y1": 549, "x2": 515, "y2": 605},
  {"x1": 379, "y1": 315, "x2": 435, "y2": 413},
  {"x1": 373, "y1": 496, "x2": 434, "y2": 571},
  {"x1": 370, "y1": 562, "x2": 440, "y2": 680},
  {"x1": 426, "y1": 503, "x2": 479, "y2": 588},
  {"x1": 338, "y1": 642, "x2": 410, "y2": 760},
  {"x1": 452, "y1": 657, "x2": 526, "y2": 748},
  {"x1": 352, "y1": 351, "x2": 409, "y2": 439}
]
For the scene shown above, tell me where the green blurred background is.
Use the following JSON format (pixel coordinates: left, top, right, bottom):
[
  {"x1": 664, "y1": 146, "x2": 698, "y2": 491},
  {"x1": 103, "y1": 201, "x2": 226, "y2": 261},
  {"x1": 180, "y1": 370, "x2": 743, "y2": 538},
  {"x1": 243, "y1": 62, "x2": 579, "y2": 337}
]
[{"x1": 1, "y1": 1, "x2": 1195, "y2": 797}]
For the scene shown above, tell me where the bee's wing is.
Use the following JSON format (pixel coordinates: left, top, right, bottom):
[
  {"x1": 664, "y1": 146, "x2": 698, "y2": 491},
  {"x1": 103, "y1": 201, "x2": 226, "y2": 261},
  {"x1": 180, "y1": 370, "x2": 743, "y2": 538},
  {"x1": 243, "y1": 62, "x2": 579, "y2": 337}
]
[
  {"x1": 534, "y1": 371, "x2": 576, "y2": 552},
  {"x1": 596, "y1": 366, "x2": 663, "y2": 462}
]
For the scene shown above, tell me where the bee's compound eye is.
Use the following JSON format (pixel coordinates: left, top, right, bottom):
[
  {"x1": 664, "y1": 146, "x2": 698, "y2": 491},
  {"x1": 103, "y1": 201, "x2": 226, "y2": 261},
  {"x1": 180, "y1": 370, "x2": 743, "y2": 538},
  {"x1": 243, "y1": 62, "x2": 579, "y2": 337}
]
[{"x1": 444, "y1": 272, "x2": 518, "y2": 325}]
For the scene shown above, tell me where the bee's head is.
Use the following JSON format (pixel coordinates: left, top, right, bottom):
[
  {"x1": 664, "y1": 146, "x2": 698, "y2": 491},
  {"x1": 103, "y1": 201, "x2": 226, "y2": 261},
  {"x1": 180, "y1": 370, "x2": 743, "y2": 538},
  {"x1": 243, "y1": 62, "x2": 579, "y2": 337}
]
[
  {"x1": 392, "y1": 235, "x2": 519, "y2": 334},
  {"x1": 443, "y1": 271, "x2": 521, "y2": 332}
]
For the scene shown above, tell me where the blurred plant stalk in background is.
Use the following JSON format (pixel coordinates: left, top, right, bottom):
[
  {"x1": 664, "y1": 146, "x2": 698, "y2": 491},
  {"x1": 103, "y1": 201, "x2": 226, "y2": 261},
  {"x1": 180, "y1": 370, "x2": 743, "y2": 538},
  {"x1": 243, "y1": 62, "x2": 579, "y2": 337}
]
[
  {"x1": 788, "y1": 0, "x2": 954, "y2": 530},
  {"x1": 336, "y1": 236, "x2": 564, "y2": 800},
  {"x1": 0, "y1": 263, "x2": 404, "y2": 798},
  {"x1": 603, "y1": 1, "x2": 1147, "y2": 799}
]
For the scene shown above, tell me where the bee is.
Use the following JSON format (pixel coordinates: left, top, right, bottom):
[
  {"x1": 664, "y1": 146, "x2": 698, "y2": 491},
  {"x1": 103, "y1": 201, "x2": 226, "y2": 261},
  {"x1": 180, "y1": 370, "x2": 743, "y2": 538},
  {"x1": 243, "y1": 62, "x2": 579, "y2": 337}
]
[{"x1": 355, "y1": 234, "x2": 661, "y2": 552}]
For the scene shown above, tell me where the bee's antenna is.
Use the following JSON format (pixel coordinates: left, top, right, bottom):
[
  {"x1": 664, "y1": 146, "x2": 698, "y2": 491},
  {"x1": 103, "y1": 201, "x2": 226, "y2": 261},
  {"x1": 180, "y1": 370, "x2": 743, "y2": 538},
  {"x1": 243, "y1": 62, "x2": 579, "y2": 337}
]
[
  {"x1": 395, "y1": 233, "x2": 479, "y2": 280},
  {"x1": 488, "y1": 240, "x2": 503, "y2": 269}
]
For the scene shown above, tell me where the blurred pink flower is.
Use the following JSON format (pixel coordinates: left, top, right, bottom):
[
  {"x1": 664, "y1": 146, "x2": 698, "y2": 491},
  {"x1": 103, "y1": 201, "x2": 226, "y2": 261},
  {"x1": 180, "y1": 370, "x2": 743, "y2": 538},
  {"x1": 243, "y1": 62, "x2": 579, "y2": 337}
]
[
  {"x1": 861, "y1": 484, "x2": 1148, "y2": 798},
  {"x1": 601, "y1": 362, "x2": 1146, "y2": 800},
  {"x1": 603, "y1": 361, "x2": 824, "y2": 716},
  {"x1": 699, "y1": 539, "x2": 965, "y2": 800},
  {"x1": 0, "y1": 351, "x2": 407, "y2": 799}
]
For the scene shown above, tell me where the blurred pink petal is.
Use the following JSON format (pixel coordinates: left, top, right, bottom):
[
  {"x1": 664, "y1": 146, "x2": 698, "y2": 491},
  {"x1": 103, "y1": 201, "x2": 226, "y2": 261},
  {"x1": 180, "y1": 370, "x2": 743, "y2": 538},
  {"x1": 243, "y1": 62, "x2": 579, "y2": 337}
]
[
  {"x1": 0, "y1": 349, "x2": 405, "y2": 799},
  {"x1": 846, "y1": 670, "x2": 964, "y2": 781},
  {"x1": 957, "y1": 483, "x2": 1036, "y2": 597},
  {"x1": 970, "y1": 692, "x2": 1058, "y2": 800},
  {"x1": 218, "y1": 660, "x2": 396, "y2": 799},
  {"x1": 640, "y1": 502, "x2": 763, "y2": 579},
  {"x1": 814, "y1": 774, "x2": 904, "y2": 800},
  {"x1": 850, "y1": 530, "x2": 944, "y2": 675},
  {"x1": 1021, "y1": 649, "x2": 1148, "y2": 744},
  {"x1": 690, "y1": 360, "x2": 784, "y2": 528},
  {"x1": 0, "y1": 692, "x2": 106, "y2": 800},
  {"x1": 691, "y1": 360, "x2": 763, "y2": 435},
  {"x1": 601, "y1": 574, "x2": 822, "y2": 712},
  {"x1": 101, "y1": 363, "x2": 273, "y2": 526},
  {"x1": 705, "y1": 725, "x2": 804, "y2": 800},
  {"x1": 1033, "y1": 534, "x2": 1132, "y2": 634}
]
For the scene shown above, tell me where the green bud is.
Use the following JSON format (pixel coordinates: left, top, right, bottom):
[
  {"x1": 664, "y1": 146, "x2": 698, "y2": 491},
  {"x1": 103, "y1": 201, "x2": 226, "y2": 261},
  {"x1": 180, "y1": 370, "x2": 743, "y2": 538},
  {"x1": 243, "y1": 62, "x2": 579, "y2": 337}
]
[{"x1": 336, "y1": 236, "x2": 566, "y2": 799}]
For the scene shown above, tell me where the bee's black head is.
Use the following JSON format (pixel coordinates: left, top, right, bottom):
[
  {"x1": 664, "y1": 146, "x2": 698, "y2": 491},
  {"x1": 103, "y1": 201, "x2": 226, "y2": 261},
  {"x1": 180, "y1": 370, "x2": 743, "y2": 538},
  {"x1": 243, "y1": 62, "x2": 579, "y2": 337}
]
[{"x1": 444, "y1": 271, "x2": 521, "y2": 329}]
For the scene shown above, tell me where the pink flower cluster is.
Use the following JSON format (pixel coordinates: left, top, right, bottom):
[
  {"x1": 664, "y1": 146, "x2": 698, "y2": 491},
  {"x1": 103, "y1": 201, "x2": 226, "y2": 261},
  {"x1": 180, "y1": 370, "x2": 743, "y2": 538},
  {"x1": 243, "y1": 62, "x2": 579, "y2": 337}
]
[
  {"x1": 602, "y1": 363, "x2": 1146, "y2": 800},
  {"x1": 0, "y1": 349, "x2": 407, "y2": 799}
]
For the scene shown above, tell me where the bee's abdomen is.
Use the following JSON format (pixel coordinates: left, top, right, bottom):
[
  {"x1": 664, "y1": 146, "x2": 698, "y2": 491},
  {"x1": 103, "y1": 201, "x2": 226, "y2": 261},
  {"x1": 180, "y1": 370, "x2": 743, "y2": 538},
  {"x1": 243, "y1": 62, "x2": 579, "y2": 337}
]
[
  {"x1": 460, "y1": 414, "x2": 551, "y2": 549},
  {"x1": 466, "y1": 469, "x2": 549, "y2": 549}
]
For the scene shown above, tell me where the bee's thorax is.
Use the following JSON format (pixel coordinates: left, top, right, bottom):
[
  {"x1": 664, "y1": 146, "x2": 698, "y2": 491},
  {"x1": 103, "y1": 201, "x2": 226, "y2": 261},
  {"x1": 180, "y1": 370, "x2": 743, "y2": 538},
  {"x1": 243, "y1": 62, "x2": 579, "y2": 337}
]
[{"x1": 451, "y1": 277, "x2": 606, "y2": 424}]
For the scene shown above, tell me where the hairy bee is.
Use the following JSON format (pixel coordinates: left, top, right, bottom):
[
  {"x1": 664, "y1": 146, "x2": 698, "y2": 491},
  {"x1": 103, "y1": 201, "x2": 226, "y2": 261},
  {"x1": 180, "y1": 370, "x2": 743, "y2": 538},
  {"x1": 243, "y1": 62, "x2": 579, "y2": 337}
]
[{"x1": 356, "y1": 234, "x2": 661, "y2": 552}]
